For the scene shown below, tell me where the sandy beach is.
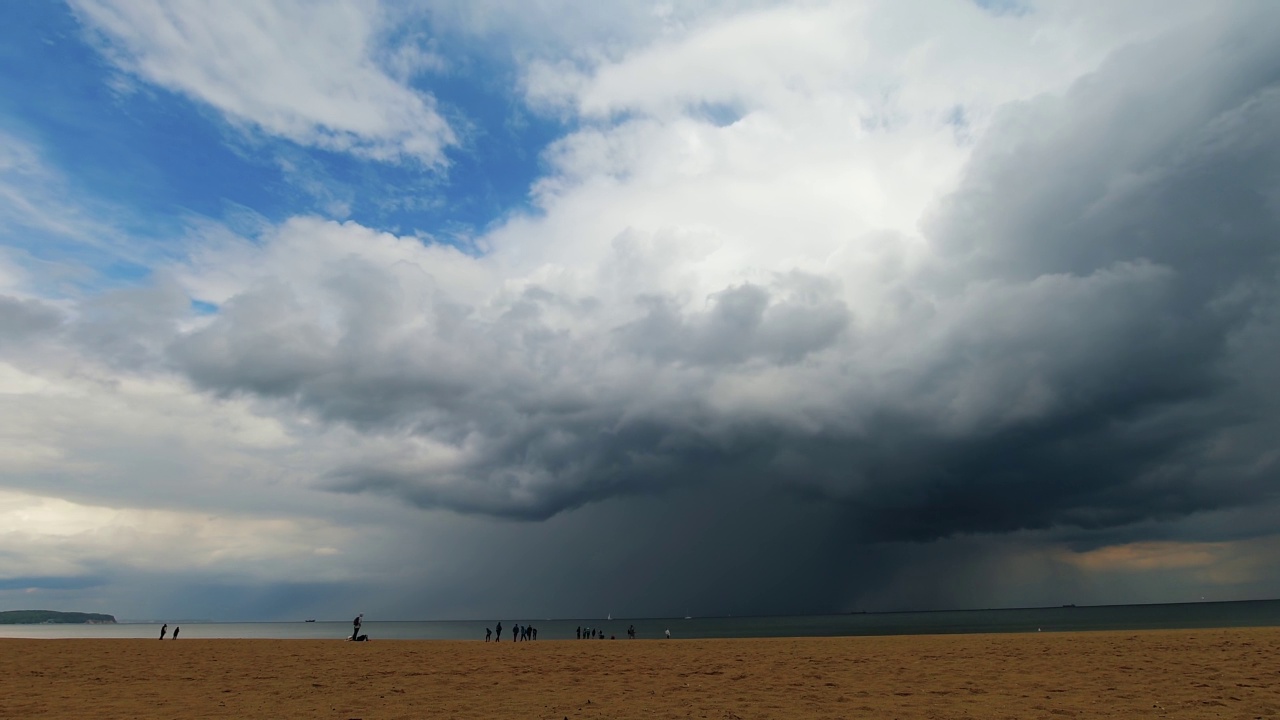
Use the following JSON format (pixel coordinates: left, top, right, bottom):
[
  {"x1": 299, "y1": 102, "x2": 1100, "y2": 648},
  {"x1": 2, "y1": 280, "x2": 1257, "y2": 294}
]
[{"x1": 3, "y1": 628, "x2": 1279, "y2": 719}]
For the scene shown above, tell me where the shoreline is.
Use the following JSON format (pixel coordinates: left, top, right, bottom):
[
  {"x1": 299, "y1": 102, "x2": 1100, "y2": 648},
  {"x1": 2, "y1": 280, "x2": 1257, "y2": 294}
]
[
  {"x1": 4, "y1": 628, "x2": 1280, "y2": 718},
  {"x1": 7, "y1": 599, "x2": 1279, "y2": 641}
]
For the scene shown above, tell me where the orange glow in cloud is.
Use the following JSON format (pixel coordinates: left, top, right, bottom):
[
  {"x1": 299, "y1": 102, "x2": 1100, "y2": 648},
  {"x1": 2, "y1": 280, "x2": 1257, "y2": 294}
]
[{"x1": 1061, "y1": 541, "x2": 1227, "y2": 571}]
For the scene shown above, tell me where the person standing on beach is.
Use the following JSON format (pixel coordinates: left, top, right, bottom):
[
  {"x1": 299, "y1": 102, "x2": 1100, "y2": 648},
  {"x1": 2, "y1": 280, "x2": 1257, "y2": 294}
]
[
  {"x1": 665, "y1": 629, "x2": 671, "y2": 639},
  {"x1": 485, "y1": 627, "x2": 491, "y2": 642},
  {"x1": 173, "y1": 627, "x2": 180, "y2": 639},
  {"x1": 352, "y1": 613, "x2": 362, "y2": 640},
  {"x1": 495, "y1": 622, "x2": 502, "y2": 641},
  {"x1": 159, "y1": 623, "x2": 167, "y2": 640}
]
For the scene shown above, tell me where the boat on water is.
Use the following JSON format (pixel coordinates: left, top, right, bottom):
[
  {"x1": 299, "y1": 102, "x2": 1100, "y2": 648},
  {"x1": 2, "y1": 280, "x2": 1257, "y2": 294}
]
[{"x1": 304, "y1": 619, "x2": 316, "y2": 622}]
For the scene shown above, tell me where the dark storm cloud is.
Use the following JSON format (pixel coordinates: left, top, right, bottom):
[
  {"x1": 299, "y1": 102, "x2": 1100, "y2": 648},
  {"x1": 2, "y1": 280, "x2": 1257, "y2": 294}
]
[
  {"x1": 151, "y1": 5, "x2": 1280, "y2": 553},
  {"x1": 876, "y1": 9, "x2": 1280, "y2": 539}
]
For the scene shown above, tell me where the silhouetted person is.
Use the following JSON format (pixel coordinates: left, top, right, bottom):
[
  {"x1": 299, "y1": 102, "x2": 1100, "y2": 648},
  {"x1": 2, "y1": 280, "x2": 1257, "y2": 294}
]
[
  {"x1": 352, "y1": 613, "x2": 362, "y2": 641},
  {"x1": 628, "y1": 624, "x2": 635, "y2": 639},
  {"x1": 513, "y1": 623, "x2": 520, "y2": 642},
  {"x1": 532, "y1": 627, "x2": 537, "y2": 641},
  {"x1": 173, "y1": 626, "x2": 180, "y2": 639},
  {"x1": 495, "y1": 622, "x2": 502, "y2": 641},
  {"x1": 576, "y1": 626, "x2": 582, "y2": 640},
  {"x1": 159, "y1": 623, "x2": 167, "y2": 640},
  {"x1": 485, "y1": 627, "x2": 492, "y2": 642}
]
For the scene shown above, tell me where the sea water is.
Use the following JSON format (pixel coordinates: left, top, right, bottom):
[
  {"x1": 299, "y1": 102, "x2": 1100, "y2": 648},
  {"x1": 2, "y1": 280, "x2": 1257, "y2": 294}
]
[{"x1": 4, "y1": 599, "x2": 1279, "y2": 640}]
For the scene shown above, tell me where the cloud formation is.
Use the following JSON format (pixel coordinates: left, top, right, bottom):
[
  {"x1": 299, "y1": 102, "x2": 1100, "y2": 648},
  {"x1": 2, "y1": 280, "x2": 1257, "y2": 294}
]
[
  {"x1": 127, "y1": 1, "x2": 1280, "y2": 546},
  {"x1": 3, "y1": 0, "x2": 1280, "y2": 618}
]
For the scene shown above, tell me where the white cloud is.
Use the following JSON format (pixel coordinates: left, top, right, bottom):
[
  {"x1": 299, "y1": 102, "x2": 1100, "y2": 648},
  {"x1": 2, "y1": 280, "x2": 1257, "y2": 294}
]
[
  {"x1": 71, "y1": 0, "x2": 455, "y2": 163},
  {"x1": 0, "y1": 489, "x2": 359, "y2": 582}
]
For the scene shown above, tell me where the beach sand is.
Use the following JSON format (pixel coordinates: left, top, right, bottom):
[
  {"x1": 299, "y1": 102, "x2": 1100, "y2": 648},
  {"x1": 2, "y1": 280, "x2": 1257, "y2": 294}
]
[{"x1": 3, "y1": 628, "x2": 1279, "y2": 719}]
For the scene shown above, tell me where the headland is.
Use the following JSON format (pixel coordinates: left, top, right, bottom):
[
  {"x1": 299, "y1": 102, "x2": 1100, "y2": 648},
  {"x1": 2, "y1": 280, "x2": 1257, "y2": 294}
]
[{"x1": 0, "y1": 610, "x2": 116, "y2": 625}]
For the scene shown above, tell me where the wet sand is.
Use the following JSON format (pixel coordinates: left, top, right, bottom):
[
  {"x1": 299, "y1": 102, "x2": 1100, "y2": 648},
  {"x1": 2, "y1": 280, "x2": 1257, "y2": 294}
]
[{"x1": 3, "y1": 628, "x2": 1279, "y2": 718}]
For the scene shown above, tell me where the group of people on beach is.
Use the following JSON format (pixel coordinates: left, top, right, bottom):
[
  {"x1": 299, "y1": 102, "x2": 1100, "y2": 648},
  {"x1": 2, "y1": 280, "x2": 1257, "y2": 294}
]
[
  {"x1": 158, "y1": 623, "x2": 179, "y2": 639},
  {"x1": 576, "y1": 624, "x2": 636, "y2": 640},
  {"x1": 485, "y1": 621, "x2": 538, "y2": 641},
  {"x1": 342, "y1": 613, "x2": 672, "y2": 642},
  {"x1": 483, "y1": 623, "x2": 654, "y2": 641}
]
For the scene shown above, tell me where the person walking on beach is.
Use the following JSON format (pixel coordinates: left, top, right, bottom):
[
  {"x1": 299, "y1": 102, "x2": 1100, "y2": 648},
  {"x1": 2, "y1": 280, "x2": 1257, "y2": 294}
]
[
  {"x1": 352, "y1": 613, "x2": 362, "y2": 641},
  {"x1": 495, "y1": 622, "x2": 502, "y2": 641},
  {"x1": 173, "y1": 626, "x2": 180, "y2": 639},
  {"x1": 576, "y1": 626, "x2": 581, "y2": 640},
  {"x1": 159, "y1": 623, "x2": 168, "y2": 640}
]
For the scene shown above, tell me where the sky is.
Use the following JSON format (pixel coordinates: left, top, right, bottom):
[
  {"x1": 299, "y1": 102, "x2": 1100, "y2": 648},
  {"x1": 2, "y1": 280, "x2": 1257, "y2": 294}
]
[{"x1": 2, "y1": 0, "x2": 1279, "y2": 622}]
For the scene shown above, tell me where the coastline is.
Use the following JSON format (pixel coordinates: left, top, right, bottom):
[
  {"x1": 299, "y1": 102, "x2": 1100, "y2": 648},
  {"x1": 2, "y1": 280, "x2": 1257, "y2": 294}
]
[
  {"x1": 4, "y1": 627, "x2": 1279, "y2": 718},
  {"x1": 6, "y1": 598, "x2": 1279, "y2": 640}
]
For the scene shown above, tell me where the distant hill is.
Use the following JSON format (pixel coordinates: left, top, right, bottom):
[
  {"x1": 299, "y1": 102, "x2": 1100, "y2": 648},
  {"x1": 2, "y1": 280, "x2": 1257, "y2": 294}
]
[{"x1": 0, "y1": 610, "x2": 117, "y2": 624}]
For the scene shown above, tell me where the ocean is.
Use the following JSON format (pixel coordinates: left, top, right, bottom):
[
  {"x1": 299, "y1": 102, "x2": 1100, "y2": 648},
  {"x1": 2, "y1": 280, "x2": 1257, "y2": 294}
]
[{"x1": 4, "y1": 599, "x2": 1279, "y2": 640}]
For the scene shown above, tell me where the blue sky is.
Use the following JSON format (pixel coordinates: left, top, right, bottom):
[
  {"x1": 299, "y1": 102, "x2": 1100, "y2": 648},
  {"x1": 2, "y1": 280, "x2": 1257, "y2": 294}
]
[
  {"x1": 3, "y1": 0, "x2": 1280, "y2": 622},
  {"x1": 1, "y1": 1, "x2": 565, "y2": 293}
]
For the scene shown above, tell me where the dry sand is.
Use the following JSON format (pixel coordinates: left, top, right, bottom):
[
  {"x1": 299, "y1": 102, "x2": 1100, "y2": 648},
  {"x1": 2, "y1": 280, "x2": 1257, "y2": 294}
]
[{"x1": 3, "y1": 628, "x2": 1280, "y2": 719}]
